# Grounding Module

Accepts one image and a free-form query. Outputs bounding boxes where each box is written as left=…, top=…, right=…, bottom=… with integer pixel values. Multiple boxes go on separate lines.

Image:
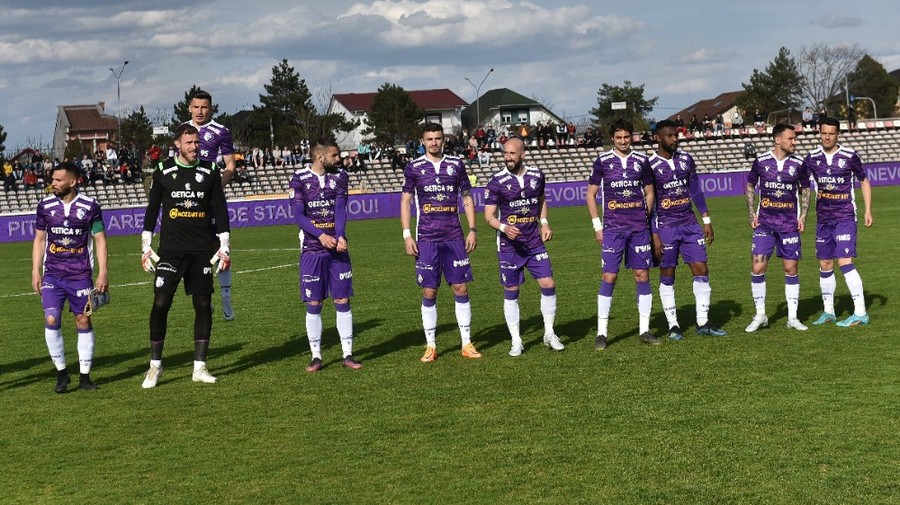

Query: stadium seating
left=3, top=122, right=900, bottom=215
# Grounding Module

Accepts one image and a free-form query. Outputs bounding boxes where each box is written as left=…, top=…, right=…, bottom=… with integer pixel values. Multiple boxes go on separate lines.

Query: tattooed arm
left=798, top=187, right=810, bottom=232
left=746, top=183, right=758, bottom=229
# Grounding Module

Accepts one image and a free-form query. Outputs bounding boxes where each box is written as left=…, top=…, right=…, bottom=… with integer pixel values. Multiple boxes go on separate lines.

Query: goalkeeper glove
left=141, top=231, right=160, bottom=272
left=210, top=232, right=231, bottom=274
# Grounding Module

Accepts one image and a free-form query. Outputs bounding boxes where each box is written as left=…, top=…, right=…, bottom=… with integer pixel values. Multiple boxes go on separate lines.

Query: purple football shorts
left=498, top=248, right=553, bottom=287
left=601, top=229, right=653, bottom=273
left=41, top=275, right=93, bottom=314
left=656, top=223, right=708, bottom=268
left=415, top=240, right=474, bottom=288
left=299, top=250, right=353, bottom=302
left=815, top=221, right=857, bottom=259
left=751, top=227, right=802, bottom=260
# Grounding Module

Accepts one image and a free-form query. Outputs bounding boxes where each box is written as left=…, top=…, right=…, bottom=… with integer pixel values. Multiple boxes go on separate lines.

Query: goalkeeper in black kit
left=139, top=123, right=231, bottom=388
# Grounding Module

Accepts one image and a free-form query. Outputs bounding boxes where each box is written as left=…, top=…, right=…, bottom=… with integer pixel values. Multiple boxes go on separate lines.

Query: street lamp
left=465, top=68, right=494, bottom=128
left=109, top=60, right=129, bottom=146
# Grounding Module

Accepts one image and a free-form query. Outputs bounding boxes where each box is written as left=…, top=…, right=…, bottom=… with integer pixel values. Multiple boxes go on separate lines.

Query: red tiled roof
left=64, top=105, right=118, bottom=133
left=670, top=91, right=744, bottom=122
left=333, top=88, right=468, bottom=113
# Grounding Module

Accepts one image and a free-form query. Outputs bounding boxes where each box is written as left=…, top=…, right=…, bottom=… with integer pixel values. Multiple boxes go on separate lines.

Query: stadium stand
left=2, top=121, right=900, bottom=215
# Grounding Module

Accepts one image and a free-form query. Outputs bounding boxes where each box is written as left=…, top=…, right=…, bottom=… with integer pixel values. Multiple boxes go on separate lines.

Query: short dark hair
left=819, top=116, right=840, bottom=132
left=310, top=137, right=339, bottom=156
left=609, top=119, right=634, bottom=136
left=174, top=123, right=199, bottom=140
left=422, top=122, right=443, bottom=135
left=55, top=161, right=81, bottom=179
left=771, top=123, right=795, bottom=138
left=190, top=89, right=212, bottom=103
left=655, top=119, right=677, bottom=131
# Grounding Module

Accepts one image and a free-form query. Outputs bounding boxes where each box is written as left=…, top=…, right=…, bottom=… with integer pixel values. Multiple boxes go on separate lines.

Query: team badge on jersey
left=76, top=208, right=86, bottom=220
left=447, top=166, right=455, bottom=176
left=530, top=179, right=537, bottom=190
left=196, top=173, right=204, bottom=183
left=329, top=179, right=336, bottom=189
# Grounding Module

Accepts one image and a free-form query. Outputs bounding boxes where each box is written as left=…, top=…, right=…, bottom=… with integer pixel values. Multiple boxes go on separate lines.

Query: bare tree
left=798, top=43, right=865, bottom=114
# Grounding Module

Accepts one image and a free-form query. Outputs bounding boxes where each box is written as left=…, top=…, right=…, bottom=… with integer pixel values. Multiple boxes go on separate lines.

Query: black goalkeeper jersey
left=143, top=157, right=230, bottom=252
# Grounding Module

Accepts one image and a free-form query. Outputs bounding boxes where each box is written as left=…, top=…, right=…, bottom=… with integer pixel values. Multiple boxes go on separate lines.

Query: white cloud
left=661, top=78, right=709, bottom=95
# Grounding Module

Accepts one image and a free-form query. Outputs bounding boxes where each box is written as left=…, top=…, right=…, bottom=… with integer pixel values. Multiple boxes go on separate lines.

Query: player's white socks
left=44, top=327, right=66, bottom=371
left=335, top=302, right=353, bottom=358
left=751, top=274, right=766, bottom=315
left=540, top=287, right=557, bottom=336
left=77, top=328, right=94, bottom=374
left=597, top=281, right=614, bottom=336
left=693, top=275, right=712, bottom=327
left=503, top=290, right=521, bottom=344
left=421, top=297, right=437, bottom=348
left=840, top=264, right=866, bottom=316
left=659, top=276, right=678, bottom=329
left=455, top=295, right=472, bottom=347
left=785, top=275, right=800, bottom=320
left=819, top=269, right=836, bottom=314
left=305, top=304, right=323, bottom=359
left=637, top=281, right=652, bottom=334
left=193, top=360, right=206, bottom=372
left=150, top=359, right=162, bottom=368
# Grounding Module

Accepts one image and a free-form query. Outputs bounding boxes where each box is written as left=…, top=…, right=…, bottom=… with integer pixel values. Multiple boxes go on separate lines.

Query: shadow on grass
left=0, top=343, right=245, bottom=391
left=355, top=322, right=458, bottom=362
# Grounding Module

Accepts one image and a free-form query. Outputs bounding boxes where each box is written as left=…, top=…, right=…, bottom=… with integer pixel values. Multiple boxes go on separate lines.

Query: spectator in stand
left=486, top=126, right=497, bottom=150
left=282, top=145, right=293, bottom=167
left=802, top=107, right=814, bottom=130
left=81, top=155, right=93, bottom=176
left=272, top=146, right=283, bottom=168
left=263, top=147, right=274, bottom=167
left=649, top=118, right=657, bottom=136
left=674, top=115, right=686, bottom=136
left=24, top=168, right=40, bottom=189
left=106, top=144, right=118, bottom=170
left=847, top=107, right=857, bottom=130
left=478, top=147, right=492, bottom=167
left=689, top=115, right=700, bottom=136
left=475, top=125, right=487, bottom=147
left=2, top=159, right=13, bottom=191
left=517, top=123, right=531, bottom=145
left=702, top=114, right=712, bottom=136
left=468, top=134, right=478, bottom=154
left=556, top=121, right=567, bottom=147
left=148, top=144, right=161, bottom=165
left=12, top=160, right=24, bottom=181
left=566, top=122, right=577, bottom=146
left=732, top=110, right=744, bottom=130
left=716, top=114, right=725, bottom=135
left=754, top=109, right=765, bottom=129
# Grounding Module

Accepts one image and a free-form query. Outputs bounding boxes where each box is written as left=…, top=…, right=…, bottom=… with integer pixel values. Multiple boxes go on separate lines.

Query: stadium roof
left=332, top=89, right=468, bottom=113
left=670, top=91, right=744, bottom=121
left=61, top=103, right=118, bottom=133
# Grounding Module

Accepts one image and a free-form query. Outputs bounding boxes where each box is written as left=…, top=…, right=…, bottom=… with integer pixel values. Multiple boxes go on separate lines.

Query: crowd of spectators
left=1, top=145, right=147, bottom=194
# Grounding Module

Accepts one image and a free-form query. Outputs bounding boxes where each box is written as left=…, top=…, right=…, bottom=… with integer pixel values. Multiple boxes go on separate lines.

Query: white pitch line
left=0, top=263, right=296, bottom=299
left=7, top=248, right=298, bottom=262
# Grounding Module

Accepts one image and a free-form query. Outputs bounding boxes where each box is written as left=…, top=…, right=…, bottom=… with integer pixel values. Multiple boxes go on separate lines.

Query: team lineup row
left=31, top=91, right=872, bottom=393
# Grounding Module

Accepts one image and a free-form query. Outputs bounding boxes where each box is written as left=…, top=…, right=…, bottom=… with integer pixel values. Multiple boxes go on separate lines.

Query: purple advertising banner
left=1, top=164, right=897, bottom=243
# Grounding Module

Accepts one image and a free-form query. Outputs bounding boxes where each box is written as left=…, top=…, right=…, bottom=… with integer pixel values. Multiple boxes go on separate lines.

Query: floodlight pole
left=109, top=60, right=129, bottom=147
left=465, top=68, right=494, bottom=128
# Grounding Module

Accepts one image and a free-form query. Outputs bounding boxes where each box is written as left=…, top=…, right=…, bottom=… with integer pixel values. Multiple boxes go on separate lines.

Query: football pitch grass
left=1, top=187, right=898, bottom=504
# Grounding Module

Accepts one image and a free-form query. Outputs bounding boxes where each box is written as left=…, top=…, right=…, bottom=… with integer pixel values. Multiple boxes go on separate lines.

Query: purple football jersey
left=588, top=149, right=653, bottom=232
left=289, top=168, right=349, bottom=254
left=485, top=165, right=546, bottom=253
left=402, top=155, right=472, bottom=242
left=802, top=145, right=866, bottom=222
left=35, top=193, right=104, bottom=280
left=186, top=119, right=235, bottom=163
left=648, top=150, right=707, bottom=228
left=748, top=151, right=809, bottom=232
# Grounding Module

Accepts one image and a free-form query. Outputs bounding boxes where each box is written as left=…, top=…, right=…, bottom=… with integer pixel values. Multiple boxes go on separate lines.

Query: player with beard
left=289, top=138, right=360, bottom=372
left=183, top=89, right=237, bottom=321
left=745, top=124, right=811, bottom=332
left=649, top=120, right=726, bottom=340
left=586, top=119, right=658, bottom=349
left=803, top=117, right=873, bottom=327
left=484, top=137, right=564, bottom=356
left=401, top=122, right=481, bottom=362
left=140, top=123, right=231, bottom=388
left=32, top=162, right=108, bottom=393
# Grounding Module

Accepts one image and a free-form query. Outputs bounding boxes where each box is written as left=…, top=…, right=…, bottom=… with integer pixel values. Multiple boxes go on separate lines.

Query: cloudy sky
left=1, top=0, right=898, bottom=151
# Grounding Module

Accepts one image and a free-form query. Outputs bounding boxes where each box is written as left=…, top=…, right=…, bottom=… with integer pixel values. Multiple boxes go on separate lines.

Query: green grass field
left=1, top=187, right=898, bottom=504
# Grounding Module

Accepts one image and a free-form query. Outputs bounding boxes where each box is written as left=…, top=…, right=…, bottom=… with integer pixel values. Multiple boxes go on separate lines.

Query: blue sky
left=1, top=0, right=898, bottom=151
